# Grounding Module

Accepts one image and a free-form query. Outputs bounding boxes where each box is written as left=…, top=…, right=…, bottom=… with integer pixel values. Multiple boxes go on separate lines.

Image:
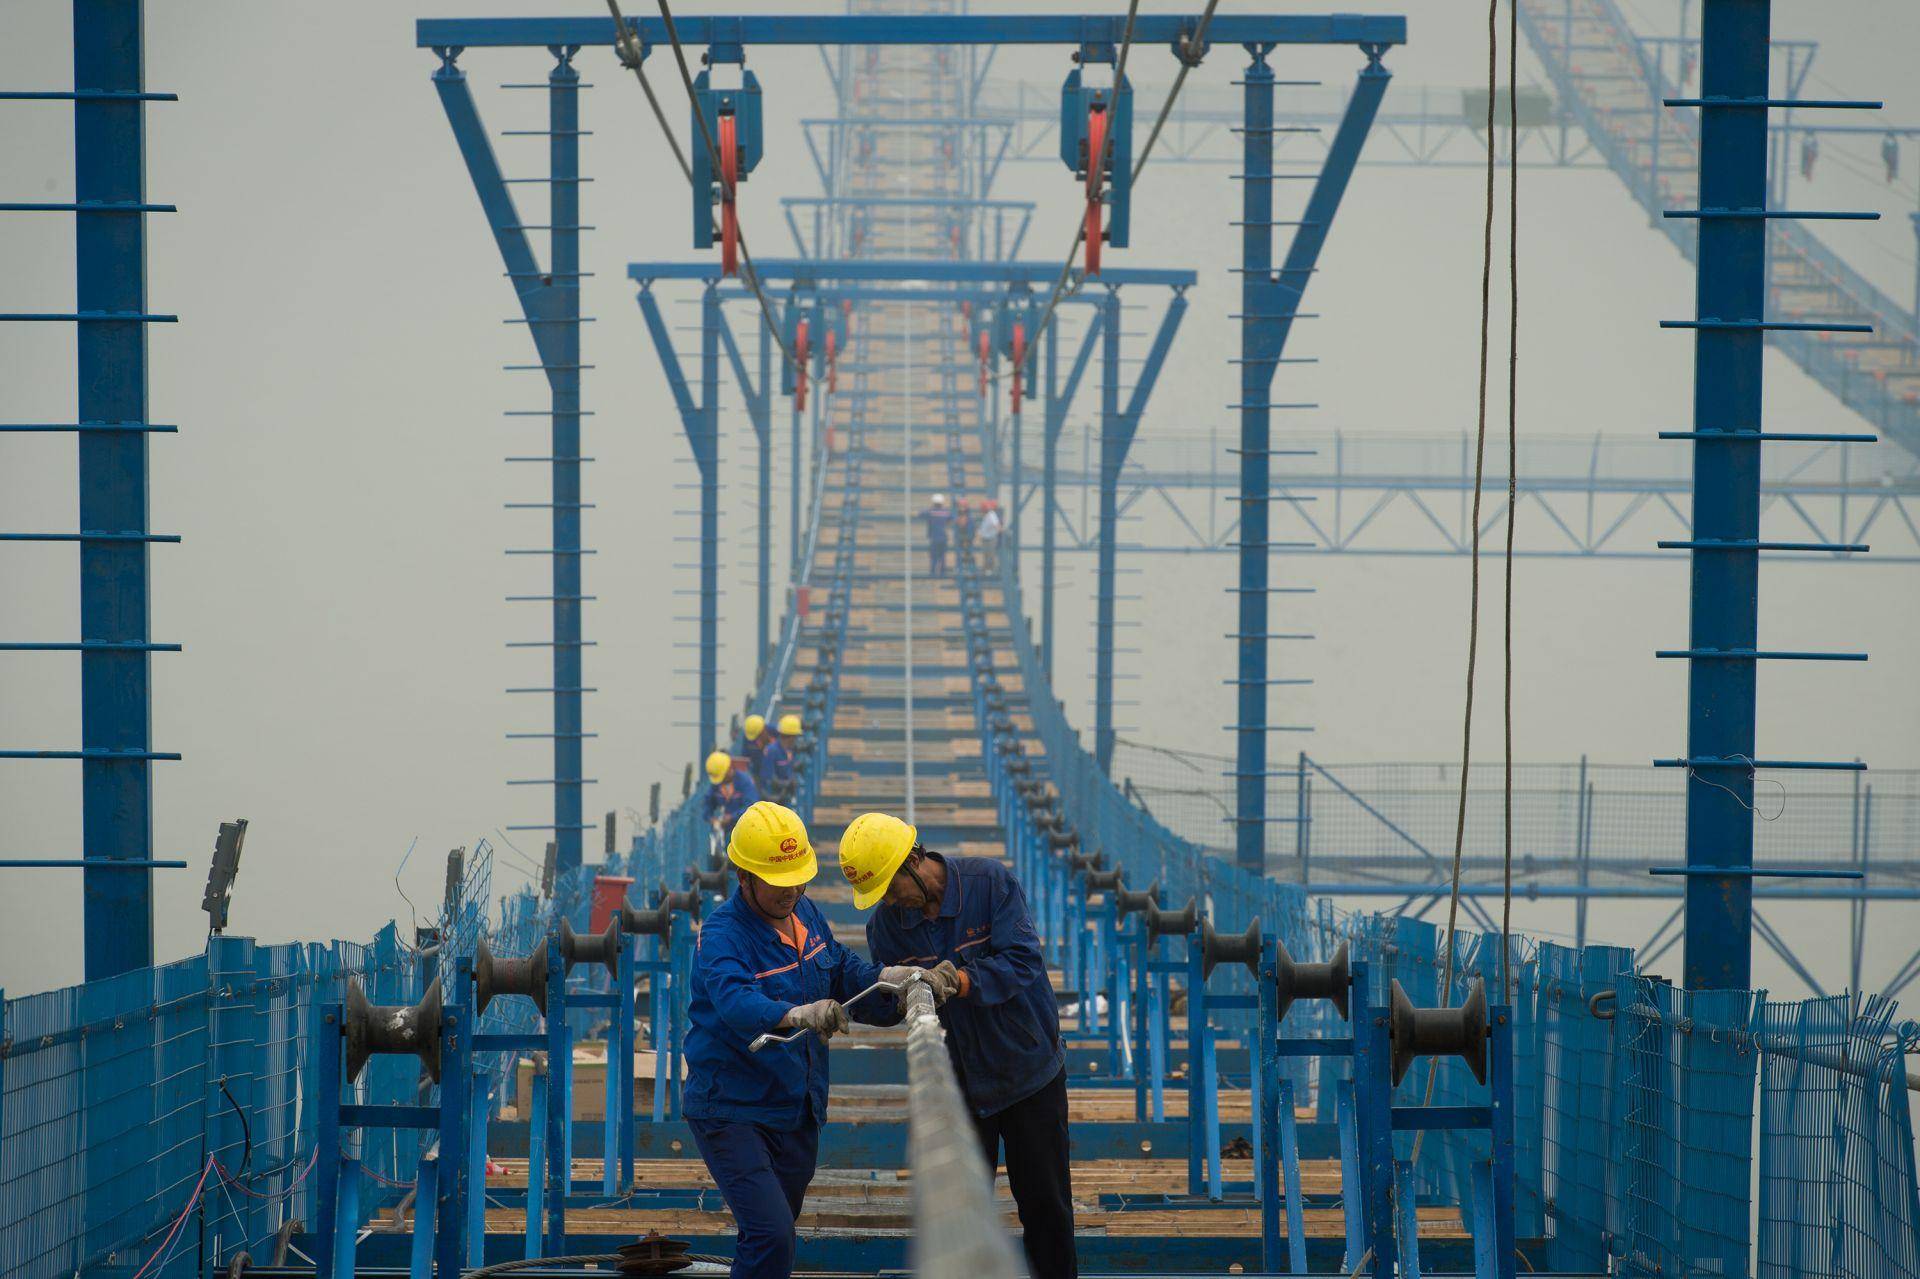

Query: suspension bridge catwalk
left=6, top=3, right=1920, bottom=1279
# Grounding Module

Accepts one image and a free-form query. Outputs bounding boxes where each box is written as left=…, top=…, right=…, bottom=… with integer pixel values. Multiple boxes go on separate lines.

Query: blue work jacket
left=866, top=854, right=1063, bottom=1116
left=755, top=738, right=794, bottom=794
left=684, top=889, right=890, bottom=1128
left=703, top=771, right=759, bottom=833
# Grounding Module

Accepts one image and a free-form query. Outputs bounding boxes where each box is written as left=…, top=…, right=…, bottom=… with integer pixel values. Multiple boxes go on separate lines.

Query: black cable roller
left=1389, top=976, right=1488, bottom=1086
left=1273, top=938, right=1350, bottom=1024
left=559, top=917, right=621, bottom=977
left=474, top=935, right=549, bottom=1015
left=1145, top=896, right=1198, bottom=938
left=1201, top=916, right=1262, bottom=979
left=1084, top=868, right=1125, bottom=893
left=660, top=887, right=702, bottom=919
left=620, top=902, right=671, bottom=938
left=686, top=866, right=729, bottom=893
left=1114, top=881, right=1159, bottom=917
left=343, top=976, right=444, bottom=1084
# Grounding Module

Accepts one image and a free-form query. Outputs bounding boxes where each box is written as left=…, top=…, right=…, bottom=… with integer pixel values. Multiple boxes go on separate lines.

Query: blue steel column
left=785, top=321, right=800, bottom=580
left=1233, top=50, right=1278, bottom=873
left=755, top=317, right=772, bottom=669
left=77, top=0, right=157, bottom=978
left=547, top=49, right=586, bottom=877
left=1094, top=287, right=1122, bottom=771
left=1233, top=45, right=1388, bottom=872
left=1679, top=1, right=1767, bottom=990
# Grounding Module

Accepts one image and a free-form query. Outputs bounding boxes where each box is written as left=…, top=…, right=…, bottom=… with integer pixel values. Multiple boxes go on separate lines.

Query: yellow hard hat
left=727, top=801, right=818, bottom=887
left=838, top=812, right=918, bottom=910
left=778, top=713, right=803, bottom=737
left=744, top=713, right=766, bottom=740
left=705, top=750, right=732, bottom=784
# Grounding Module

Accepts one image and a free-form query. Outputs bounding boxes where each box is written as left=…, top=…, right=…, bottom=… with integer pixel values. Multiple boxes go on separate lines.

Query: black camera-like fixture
left=1389, top=976, right=1489, bottom=1086
left=344, top=976, right=444, bottom=1084
left=473, top=936, right=548, bottom=1016
left=1273, top=938, right=1351, bottom=1024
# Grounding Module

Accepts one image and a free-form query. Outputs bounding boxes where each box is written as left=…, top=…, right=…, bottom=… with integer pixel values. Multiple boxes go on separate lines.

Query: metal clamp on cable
left=747, top=974, right=921, bottom=1053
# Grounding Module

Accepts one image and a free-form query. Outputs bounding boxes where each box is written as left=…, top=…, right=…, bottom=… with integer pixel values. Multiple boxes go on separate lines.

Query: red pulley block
left=826, top=329, right=838, bottom=394
left=1010, top=322, right=1027, bottom=415
left=718, top=113, right=740, bottom=277
left=977, top=330, right=990, bottom=397
left=1083, top=105, right=1107, bottom=277
left=795, top=318, right=810, bottom=412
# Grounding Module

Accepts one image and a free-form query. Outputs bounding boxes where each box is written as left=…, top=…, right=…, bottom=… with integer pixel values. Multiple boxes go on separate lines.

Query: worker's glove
left=927, top=961, right=963, bottom=1003
left=785, top=998, right=850, bottom=1041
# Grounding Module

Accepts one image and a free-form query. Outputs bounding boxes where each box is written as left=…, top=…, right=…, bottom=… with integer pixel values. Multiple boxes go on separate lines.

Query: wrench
left=748, top=973, right=928, bottom=1053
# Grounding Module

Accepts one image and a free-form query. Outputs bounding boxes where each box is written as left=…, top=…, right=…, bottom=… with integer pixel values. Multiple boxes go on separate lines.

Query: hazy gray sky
left=3, top=1, right=1917, bottom=997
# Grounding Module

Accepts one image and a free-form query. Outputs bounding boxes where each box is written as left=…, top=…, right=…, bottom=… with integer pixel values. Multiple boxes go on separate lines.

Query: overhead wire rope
left=604, top=0, right=806, bottom=378
left=1001, top=0, right=1219, bottom=393
left=1500, top=0, right=1518, bottom=1008
left=1410, top=0, right=1509, bottom=1178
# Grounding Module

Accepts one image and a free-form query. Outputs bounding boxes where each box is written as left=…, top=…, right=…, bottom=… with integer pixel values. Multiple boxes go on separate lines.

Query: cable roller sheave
left=473, top=935, right=549, bottom=1015
left=343, top=975, right=445, bottom=1084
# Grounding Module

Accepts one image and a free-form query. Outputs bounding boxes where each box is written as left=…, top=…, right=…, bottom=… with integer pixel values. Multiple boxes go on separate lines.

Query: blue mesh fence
left=1756, top=993, right=1920, bottom=1279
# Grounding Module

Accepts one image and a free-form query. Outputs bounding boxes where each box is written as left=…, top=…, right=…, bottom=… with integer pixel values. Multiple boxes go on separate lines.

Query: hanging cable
left=604, top=0, right=806, bottom=377
left=1022, top=0, right=1143, bottom=350
left=1132, top=0, right=1224, bottom=187
left=1411, top=0, right=1506, bottom=1174
left=1500, top=0, right=1518, bottom=1008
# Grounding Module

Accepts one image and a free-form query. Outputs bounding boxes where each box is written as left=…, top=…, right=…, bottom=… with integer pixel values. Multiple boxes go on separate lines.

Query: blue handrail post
left=75, top=0, right=159, bottom=982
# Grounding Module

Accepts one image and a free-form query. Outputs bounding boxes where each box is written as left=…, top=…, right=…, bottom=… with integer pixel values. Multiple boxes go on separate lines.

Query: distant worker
left=705, top=749, right=759, bottom=840
left=837, top=812, right=1077, bottom=1279
left=686, top=802, right=957, bottom=1279
left=742, top=713, right=772, bottom=784
left=976, top=500, right=1003, bottom=572
left=756, top=714, right=796, bottom=802
left=924, top=493, right=952, bottom=578
left=764, top=713, right=805, bottom=802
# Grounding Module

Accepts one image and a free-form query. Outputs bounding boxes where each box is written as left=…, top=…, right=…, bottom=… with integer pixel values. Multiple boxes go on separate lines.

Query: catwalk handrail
left=901, top=979, right=1023, bottom=1279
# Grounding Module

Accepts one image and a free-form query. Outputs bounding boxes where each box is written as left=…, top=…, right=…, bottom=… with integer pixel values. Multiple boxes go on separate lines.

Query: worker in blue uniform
left=754, top=713, right=799, bottom=802
left=741, top=713, right=771, bottom=778
left=837, top=811, right=1077, bottom=1279
left=704, top=750, right=759, bottom=840
left=686, top=801, right=956, bottom=1279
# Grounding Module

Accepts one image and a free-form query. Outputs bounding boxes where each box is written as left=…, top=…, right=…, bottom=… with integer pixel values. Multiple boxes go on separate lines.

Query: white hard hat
left=932, top=494, right=947, bottom=506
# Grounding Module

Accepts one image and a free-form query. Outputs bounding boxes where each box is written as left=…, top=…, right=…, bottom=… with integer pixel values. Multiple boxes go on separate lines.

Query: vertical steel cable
left=1501, top=0, right=1518, bottom=1006
left=902, top=981, right=1022, bottom=1279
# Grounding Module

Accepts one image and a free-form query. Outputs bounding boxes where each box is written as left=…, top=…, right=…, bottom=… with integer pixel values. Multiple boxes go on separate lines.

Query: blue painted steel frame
left=1234, top=44, right=1390, bottom=871
left=1674, top=0, right=1875, bottom=988
left=418, top=15, right=1407, bottom=52
left=432, top=46, right=594, bottom=876
left=1042, top=309, right=1103, bottom=681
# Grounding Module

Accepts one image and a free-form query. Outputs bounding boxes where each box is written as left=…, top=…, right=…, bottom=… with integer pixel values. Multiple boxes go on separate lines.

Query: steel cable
left=901, top=980, right=1022, bottom=1279
left=605, top=0, right=807, bottom=377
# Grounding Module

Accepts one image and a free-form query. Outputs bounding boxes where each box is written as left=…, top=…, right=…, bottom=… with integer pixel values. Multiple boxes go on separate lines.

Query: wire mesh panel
left=1537, top=941, right=1635, bottom=1271
left=1756, top=993, right=1920, bottom=1279
left=1619, top=978, right=1762, bottom=1278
